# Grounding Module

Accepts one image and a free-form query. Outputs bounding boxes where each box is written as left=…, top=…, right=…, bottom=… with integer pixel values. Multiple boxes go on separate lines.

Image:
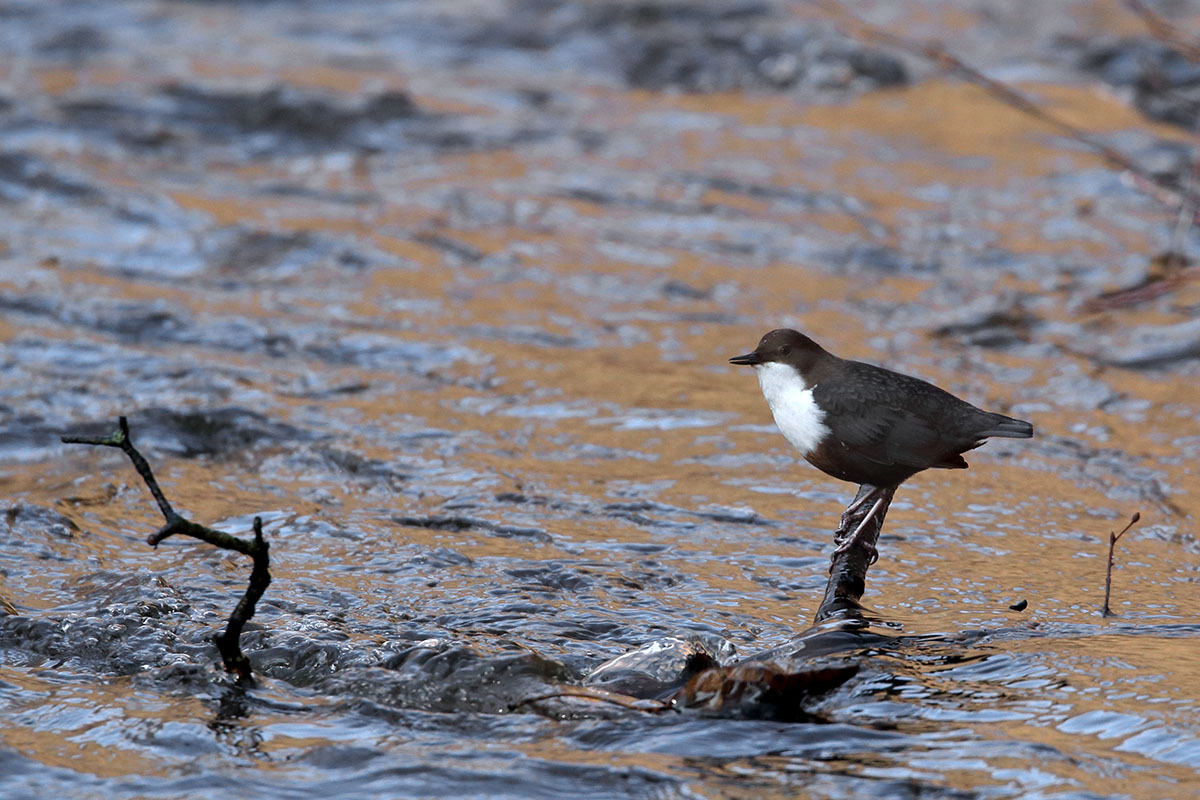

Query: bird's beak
left=729, top=351, right=760, bottom=366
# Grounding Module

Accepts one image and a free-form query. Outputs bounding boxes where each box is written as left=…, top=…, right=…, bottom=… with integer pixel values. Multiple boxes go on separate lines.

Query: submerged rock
left=1085, top=318, right=1200, bottom=369
left=585, top=634, right=735, bottom=697
left=1071, top=35, right=1200, bottom=131
left=455, top=0, right=907, bottom=95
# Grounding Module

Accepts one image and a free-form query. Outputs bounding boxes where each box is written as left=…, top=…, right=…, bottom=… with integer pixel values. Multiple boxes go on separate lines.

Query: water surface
left=2, top=1, right=1198, bottom=798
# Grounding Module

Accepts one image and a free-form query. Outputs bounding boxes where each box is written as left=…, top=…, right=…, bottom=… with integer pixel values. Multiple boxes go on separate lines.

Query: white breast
left=755, top=361, right=830, bottom=456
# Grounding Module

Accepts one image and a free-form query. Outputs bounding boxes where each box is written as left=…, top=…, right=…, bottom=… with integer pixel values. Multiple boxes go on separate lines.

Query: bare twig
left=62, top=416, right=271, bottom=682
left=1102, top=512, right=1142, bottom=617
left=1081, top=261, right=1200, bottom=311
left=1125, top=0, right=1200, bottom=62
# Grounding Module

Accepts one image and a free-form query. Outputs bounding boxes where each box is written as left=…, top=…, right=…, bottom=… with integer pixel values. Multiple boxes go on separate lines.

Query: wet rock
left=681, top=172, right=860, bottom=214
left=585, top=634, right=736, bottom=698
left=161, top=84, right=419, bottom=143
left=672, top=658, right=859, bottom=720
left=1037, top=367, right=1117, bottom=411
left=304, top=333, right=486, bottom=372
left=252, top=637, right=359, bottom=686
left=599, top=498, right=773, bottom=530
left=298, top=745, right=382, bottom=769
left=286, top=446, right=411, bottom=488
left=394, top=514, right=552, bottom=543
left=58, top=85, right=420, bottom=153
left=660, top=279, right=710, bottom=300
left=39, top=24, right=108, bottom=59
left=1071, top=36, right=1200, bottom=131
left=5, top=503, right=79, bottom=540
left=0, top=571, right=206, bottom=676
left=1084, top=318, right=1200, bottom=369
left=409, top=547, right=474, bottom=569
left=505, top=563, right=591, bottom=592
left=742, top=619, right=892, bottom=664
left=209, top=228, right=314, bottom=275
left=827, top=243, right=937, bottom=275
left=463, top=0, right=906, bottom=95
left=622, top=20, right=906, bottom=93
left=0, top=151, right=100, bottom=202
left=63, top=407, right=314, bottom=459
left=456, top=324, right=594, bottom=349
left=1129, top=138, right=1199, bottom=189
left=691, top=504, right=774, bottom=526
left=2, top=288, right=477, bottom=374
left=582, top=630, right=867, bottom=720
left=324, top=644, right=573, bottom=714
left=931, top=294, right=1035, bottom=348
left=87, top=302, right=185, bottom=342
left=204, top=225, right=384, bottom=278
left=0, top=293, right=191, bottom=344
left=0, top=412, right=82, bottom=463
left=56, top=81, right=559, bottom=155
left=0, top=503, right=78, bottom=574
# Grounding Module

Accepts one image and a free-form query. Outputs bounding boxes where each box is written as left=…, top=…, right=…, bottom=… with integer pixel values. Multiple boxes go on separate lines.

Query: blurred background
left=1, top=1, right=1198, bottom=798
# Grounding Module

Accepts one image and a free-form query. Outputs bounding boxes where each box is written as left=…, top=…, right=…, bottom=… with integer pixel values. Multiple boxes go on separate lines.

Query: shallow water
left=2, top=1, right=1199, bottom=798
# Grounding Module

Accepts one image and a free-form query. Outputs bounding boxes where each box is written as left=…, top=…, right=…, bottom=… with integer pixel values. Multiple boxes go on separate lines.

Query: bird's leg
left=839, top=485, right=879, bottom=523
left=832, top=494, right=887, bottom=559
left=835, top=484, right=881, bottom=548
left=831, top=484, right=896, bottom=566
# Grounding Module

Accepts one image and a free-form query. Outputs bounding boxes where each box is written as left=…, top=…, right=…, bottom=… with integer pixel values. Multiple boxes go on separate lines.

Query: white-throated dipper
left=730, top=329, right=1033, bottom=559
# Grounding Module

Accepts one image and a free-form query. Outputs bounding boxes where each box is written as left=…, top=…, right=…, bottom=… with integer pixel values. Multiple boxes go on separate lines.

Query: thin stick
left=62, top=416, right=271, bottom=682
left=1102, top=512, right=1142, bottom=617
left=1125, top=0, right=1200, bottom=62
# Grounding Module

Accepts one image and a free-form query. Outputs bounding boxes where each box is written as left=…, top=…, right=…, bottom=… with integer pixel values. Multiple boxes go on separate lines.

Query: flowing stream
left=1, top=2, right=1198, bottom=798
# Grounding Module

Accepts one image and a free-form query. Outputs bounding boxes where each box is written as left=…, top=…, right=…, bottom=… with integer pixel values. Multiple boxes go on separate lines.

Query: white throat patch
left=754, top=361, right=830, bottom=457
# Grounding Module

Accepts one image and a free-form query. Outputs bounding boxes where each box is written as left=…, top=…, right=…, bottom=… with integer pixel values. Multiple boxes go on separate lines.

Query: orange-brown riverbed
left=2, top=1, right=1198, bottom=797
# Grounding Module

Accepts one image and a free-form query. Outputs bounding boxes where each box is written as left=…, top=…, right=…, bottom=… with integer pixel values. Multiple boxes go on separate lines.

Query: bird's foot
left=830, top=490, right=889, bottom=566
left=831, top=534, right=878, bottom=564
left=840, top=486, right=880, bottom=520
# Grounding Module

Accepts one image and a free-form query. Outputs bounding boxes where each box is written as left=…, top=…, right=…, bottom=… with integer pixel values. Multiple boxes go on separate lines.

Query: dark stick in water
left=62, top=416, right=271, bottom=683
left=814, top=484, right=895, bottom=624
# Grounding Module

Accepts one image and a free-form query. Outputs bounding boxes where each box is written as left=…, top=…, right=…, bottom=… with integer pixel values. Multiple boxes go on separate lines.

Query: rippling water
left=2, top=1, right=1199, bottom=798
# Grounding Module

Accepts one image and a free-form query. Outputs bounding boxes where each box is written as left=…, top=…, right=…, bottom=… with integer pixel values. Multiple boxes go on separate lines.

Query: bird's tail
left=980, top=413, right=1034, bottom=439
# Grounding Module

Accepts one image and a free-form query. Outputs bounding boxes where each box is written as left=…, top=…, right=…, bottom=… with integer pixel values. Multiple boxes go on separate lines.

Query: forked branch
left=62, top=416, right=271, bottom=682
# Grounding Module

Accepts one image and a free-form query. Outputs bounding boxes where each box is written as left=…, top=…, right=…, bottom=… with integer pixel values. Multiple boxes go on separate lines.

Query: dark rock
left=0, top=151, right=100, bottom=202
left=456, top=0, right=906, bottom=95
left=39, top=25, right=108, bottom=59
left=62, top=407, right=314, bottom=459
left=394, top=514, right=552, bottom=542
left=59, top=85, right=423, bottom=153
left=1089, top=319, right=1200, bottom=369
left=1072, top=36, right=1200, bottom=131
left=585, top=634, right=736, bottom=698
left=672, top=658, right=860, bottom=720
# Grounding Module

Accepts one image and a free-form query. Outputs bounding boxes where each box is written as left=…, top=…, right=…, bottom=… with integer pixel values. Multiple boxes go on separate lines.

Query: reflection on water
left=2, top=0, right=1199, bottom=797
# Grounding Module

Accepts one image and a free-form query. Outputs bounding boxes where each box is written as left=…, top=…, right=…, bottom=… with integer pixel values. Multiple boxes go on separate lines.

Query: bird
left=730, top=328, right=1033, bottom=560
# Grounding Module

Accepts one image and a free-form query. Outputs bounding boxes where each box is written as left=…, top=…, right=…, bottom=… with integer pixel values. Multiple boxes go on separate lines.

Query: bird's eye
left=779, top=345, right=791, bottom=356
